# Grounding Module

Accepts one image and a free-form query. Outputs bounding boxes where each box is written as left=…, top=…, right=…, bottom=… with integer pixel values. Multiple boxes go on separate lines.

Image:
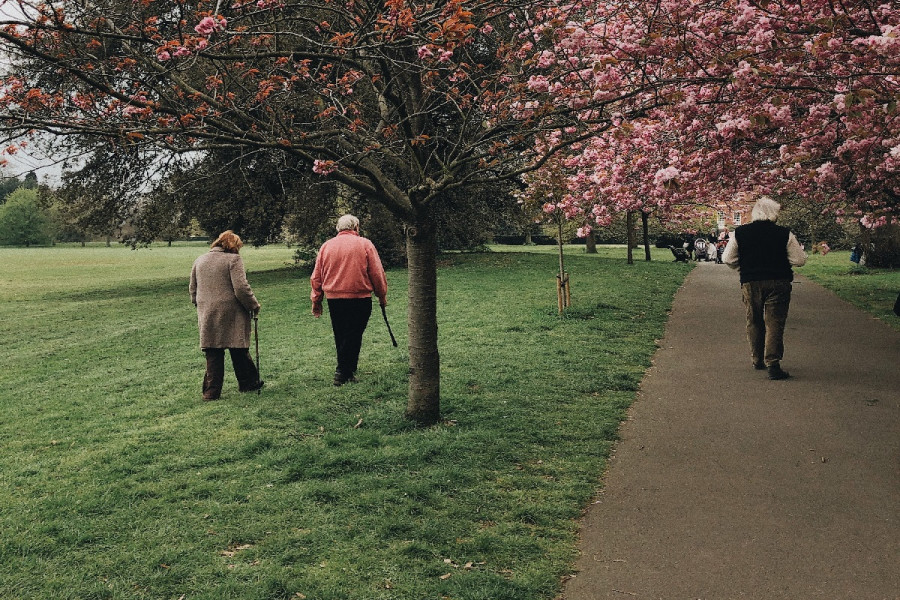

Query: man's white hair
left=751, top=196, right=781, bottom=222
left=336, top=214, right=359, bottom=232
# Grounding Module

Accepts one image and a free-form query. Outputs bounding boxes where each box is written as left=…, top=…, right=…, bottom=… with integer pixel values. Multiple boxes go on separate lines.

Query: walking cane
left=253, top=310, right=261, bottom=395
left=381, top=304, right=398, bottom=347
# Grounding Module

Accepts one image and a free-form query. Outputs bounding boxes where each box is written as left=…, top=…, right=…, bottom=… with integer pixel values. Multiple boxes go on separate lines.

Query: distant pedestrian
left=310, top=215, right=388, bottom=386
left=716, top=228, right=730, bottom=264
left=722, top=197, right=807, bottom=380
left=190, top=230, right=263, bottom=400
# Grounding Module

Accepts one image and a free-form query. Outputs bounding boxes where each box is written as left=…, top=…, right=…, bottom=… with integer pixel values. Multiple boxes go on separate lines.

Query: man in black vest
left=722, top=197, right=807, bottom=380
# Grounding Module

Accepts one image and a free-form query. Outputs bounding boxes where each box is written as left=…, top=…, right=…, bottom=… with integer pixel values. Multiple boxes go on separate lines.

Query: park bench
left=669, top=246, right=690, bottom=262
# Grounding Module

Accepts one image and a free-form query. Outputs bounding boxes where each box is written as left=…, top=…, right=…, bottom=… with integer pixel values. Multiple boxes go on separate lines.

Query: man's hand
left=312, top=301, right=323, bottom=318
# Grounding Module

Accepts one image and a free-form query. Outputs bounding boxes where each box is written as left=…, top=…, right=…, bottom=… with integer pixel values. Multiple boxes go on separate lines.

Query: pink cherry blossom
left=526, top=75, right=550, bottom=93
left=194, top=16, right=226, bottom=37
left=312, top=159, right=337, bottom=175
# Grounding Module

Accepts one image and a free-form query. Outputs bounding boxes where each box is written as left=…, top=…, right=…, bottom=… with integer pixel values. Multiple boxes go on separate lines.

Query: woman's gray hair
left=336, top=214, right=360, bottom=232
left=751, top=196, right=781, bottom=222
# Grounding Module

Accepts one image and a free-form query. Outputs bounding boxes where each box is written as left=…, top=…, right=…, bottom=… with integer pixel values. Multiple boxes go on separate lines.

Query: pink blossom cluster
left=416, top=45, right=454, bottom=63
left=194, top=16, right=227, bottom=37
left=312, top=159, right=337, bottom=175
left=157, top=39, right=208, bottom=62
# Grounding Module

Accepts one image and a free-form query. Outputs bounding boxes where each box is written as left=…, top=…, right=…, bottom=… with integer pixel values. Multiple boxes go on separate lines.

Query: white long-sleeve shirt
left=722, top=229, right=807, bottom=271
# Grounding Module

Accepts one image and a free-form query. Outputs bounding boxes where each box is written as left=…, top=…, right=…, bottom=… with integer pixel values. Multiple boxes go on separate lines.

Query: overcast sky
left=1, top=149, right=64, bottom=184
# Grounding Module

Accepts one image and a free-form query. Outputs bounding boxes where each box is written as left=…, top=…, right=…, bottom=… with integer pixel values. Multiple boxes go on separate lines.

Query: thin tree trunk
left=626, top=211, right=635, bottom=264
left=585, top=229, right=597, bottom=254
left=557, top=218, right=566, bottom=281
left=405, top=217, right=440, bottom=425
left=642, top=211, right=651, bottom=261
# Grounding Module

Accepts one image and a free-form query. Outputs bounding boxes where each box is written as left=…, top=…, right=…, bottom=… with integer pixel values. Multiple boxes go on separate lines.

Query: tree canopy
left=516, top=2, right=898, bottom=238
left=0, top=186, right=51, bottom=245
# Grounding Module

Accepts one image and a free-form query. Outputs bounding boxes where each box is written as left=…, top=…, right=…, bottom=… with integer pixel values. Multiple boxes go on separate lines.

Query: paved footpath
left=562, top=262, right=900, bottom=600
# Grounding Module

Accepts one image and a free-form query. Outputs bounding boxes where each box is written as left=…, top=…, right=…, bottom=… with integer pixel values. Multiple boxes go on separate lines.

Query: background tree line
left=1, top=158, right=869, bottom=260
left=0, top=155, right=534, bottom=258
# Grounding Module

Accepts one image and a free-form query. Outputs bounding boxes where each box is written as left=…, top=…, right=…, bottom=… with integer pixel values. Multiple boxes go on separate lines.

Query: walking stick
left=381, top=304, right=398, bottom=347
left=253, top=310, right=261, bottom=395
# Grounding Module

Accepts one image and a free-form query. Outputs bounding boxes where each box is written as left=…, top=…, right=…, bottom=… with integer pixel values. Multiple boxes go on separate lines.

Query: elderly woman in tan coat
left=190, top=231, right=263, bottom=400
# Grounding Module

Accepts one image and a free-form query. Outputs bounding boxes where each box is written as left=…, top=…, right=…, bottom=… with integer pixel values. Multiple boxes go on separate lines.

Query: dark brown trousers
left=202, top=348, right=260, bottom=400
left=741, top=279, right=792, bottom=367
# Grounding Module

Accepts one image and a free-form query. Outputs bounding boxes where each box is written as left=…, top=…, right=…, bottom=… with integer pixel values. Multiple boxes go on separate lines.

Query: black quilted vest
left=734, top=220, right=793, bottom=284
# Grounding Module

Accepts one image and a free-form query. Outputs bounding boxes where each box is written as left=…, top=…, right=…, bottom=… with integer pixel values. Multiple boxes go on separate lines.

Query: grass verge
left=799, top=251, right=900, bottom=331
left=0, top=243, right=690, bottom=600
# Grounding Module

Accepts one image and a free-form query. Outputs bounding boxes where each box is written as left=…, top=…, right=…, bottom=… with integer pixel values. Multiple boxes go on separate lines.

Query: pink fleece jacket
left=310, top=230, right=388, bottom=304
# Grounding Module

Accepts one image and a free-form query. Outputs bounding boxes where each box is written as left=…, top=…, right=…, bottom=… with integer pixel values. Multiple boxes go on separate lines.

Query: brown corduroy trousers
left=741, top=279, right=792, bottom=367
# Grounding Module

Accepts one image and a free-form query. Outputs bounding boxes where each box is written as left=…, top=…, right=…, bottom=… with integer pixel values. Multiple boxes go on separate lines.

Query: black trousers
left=327, top=297, right=372, bottom=379
left=202, top=348, right=260, bottom=399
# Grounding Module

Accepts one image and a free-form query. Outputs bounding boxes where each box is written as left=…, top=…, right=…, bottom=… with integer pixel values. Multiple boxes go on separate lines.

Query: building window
left=717, top=211, right=726, bottom=227
left=733, top=212, right=742, bottom=225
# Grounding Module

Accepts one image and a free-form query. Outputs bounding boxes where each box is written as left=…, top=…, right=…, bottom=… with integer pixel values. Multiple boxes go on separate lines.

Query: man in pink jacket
left=310, top=214, right=389, bottom=385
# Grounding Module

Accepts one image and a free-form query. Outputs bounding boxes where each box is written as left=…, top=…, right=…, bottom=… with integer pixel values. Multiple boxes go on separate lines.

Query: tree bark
left=585, top=229, right=597, bottom=254
left=626, top=211, right=635, bottom=264
left=404, top=217, right=440, bottom=425
left=642, top=211, right=651, bottom=261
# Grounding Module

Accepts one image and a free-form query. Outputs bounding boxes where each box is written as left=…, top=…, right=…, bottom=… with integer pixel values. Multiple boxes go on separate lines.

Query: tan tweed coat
left=189, top=248, right=260, bottom=349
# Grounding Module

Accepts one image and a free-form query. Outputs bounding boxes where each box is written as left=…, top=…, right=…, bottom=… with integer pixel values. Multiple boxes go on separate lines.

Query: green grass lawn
left=0, top=241, right=895, bottom=599
left=0, top=242, right=691, bottom=600
left=799, top=250, right=900, bottom=331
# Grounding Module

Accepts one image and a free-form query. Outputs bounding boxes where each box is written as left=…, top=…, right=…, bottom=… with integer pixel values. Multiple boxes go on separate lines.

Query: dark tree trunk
left=404, top=216, right=440, bottom=425
left=642, top=211, right=651, bottom=261
left=626, top=211, right=635, bottom=265
left=585, top=229, right=597, bottom=254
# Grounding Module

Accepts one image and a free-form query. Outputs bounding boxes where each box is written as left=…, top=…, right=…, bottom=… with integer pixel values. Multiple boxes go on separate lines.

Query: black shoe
left=767, top=365, right=791, bottom=380
left=333, top=372, right=358, bottom=386
left=753, top=361, right=766, bottom=370
left=241, top=380, right=264, bottom=393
